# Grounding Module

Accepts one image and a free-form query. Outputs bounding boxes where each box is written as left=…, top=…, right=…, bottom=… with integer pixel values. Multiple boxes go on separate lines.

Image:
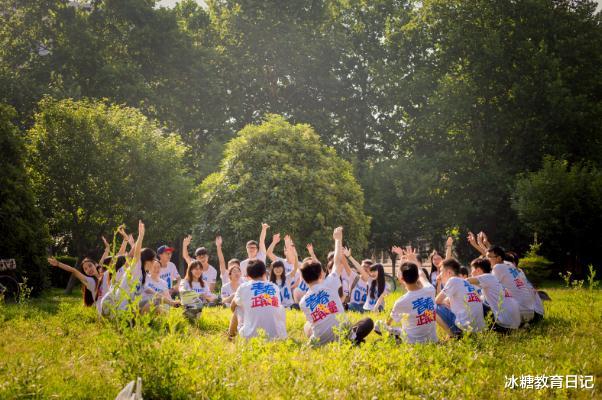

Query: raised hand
left=446, top=236, right=453, bottom=248
left=306, top=243, right=314, bottom=253
left=138, top=220, right=145, bottom=236
left=272, top=233, right=281, bottom=245
left=343, top=247, right=351, bottom=258
left=333, top=226, right=343, bottom=241
left=215, top=235, right=223, bottom=248
left=467, top=231, right=477, bottom=244
left=117, top=224, right=127, bottom=238
left=391, top=246, right=403, bottom=256
left=47, top=257, right=59, bottom=267
left=261, top=223, right=270, bottom=231
left=183, top=235, right=192, bottom=247
left=102, top=236, right=110, bottom=249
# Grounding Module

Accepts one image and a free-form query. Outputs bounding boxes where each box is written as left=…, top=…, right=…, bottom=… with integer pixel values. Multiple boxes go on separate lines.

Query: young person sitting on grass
left=229, top=259, right=287, bottom=340
left=375, top=247, right=438, bottom=344
left=156, top=244, right=181, bottom=297
left=465, top=258, right=521, bottom=333
left=140, top=259, right=181, bottom=313
left=269, top=235, right=300, bottom=310
left=239, top=223, right=270, bottom=278
left=182, top=235, right=218, bottom=293
left=220, top=261, right=242, bottom=307
left=299, top=227, right=374, bottom=346
left=435, top=258, right=485, bottom=338
left=48, top=255, right=110, bottom=315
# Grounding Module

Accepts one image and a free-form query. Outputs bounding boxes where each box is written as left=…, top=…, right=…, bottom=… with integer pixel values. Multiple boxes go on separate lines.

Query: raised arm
left=48, top=257, right=89, bottom=287
left=132, top=220, right=145, bottom=262
left=99, top=236, right=111, bottom=265
left=445, top=237, right=453, bottom=260
left=306, top=243, right=320, bottom=263
left=342, top=247, right=354, bottom=276
left=182, top=235, right=194, bottom=266
left=215, top=236, right=226, bottom=278
left=467, top=232, right=486, bottom=256
left=332, top=227, right=344, bottom=276
left=266, top=233, right=281, bottom=262
left=259, top=223, right=269, bottom=255
left=116, top=225, right=129, bottom=256
left=285, top=235, right=299, bottom=278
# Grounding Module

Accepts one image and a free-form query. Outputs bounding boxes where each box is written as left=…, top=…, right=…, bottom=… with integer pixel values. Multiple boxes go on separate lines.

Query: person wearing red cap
left=157, top=245, right=181, bottom=296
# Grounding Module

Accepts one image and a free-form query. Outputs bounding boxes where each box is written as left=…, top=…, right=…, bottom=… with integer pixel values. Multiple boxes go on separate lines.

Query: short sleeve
left=84, top=276, right=96, bottom=294
left=170, top=264, right=181, bottom=280
left=442, top=278, right=457, bottom=298
left=390, top=296, right=408, bottom=323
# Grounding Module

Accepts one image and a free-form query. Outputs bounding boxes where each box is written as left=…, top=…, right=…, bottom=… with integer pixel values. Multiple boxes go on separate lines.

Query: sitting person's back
left=232, top=259, right=287, bottom=340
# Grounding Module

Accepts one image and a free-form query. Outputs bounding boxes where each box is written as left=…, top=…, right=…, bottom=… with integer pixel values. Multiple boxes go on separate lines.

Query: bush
left=518, top=241, right=553, bottom=286
left=195, top=115, right=370, bottom=258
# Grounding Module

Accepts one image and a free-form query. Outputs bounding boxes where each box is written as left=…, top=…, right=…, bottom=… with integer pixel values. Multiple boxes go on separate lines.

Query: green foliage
left=0, top=104, right=50, bottom=294
left=0, top=287, right=601, bottom=399
left=518, top=240, right=553, bottom=286
left=26, top=97, right=195, bottom=256
left=196, top=115, right=370, bottom=259
left=513, top=157, right=602, bottom=270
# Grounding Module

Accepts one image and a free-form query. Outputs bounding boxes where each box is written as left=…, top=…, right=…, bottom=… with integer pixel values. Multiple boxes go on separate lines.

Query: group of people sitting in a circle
left=48, top=221, right=544, bottom=345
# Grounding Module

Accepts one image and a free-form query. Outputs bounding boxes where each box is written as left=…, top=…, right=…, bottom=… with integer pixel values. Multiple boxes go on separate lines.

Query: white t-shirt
left=180, top=279, right=210, bottom=296
left=442, top=277, right=485, bottom=332
left=159, top=261, right=180, bottom=289
left=142, top=276, right=169, bottom=302
left=275, top=257, right=296, bottom=275
left=492, top=263, right=534, bottom=321
left=348, top=271, right=368, bottom=305
left=299, top=271, right=346, bottom=345
left=233, top=280, right=287, bottom=340
left=363, top=279, right=389, bottom=311
left=83, top=271, right=111, bottom=314
left=240, top=251, right=267, bottom=277
left=390, top=283, right=438, bottom=343
left=220, top=281, right=241, bottom=306
left=273, top=272, right=295, bottom=307
left=293, top=271, right=310, bottom=296
left=221, top=268, right=230, bottom=285
left=202, top=264, right=218, bottom=286
left=474, top=274, right=521, bottom=329
left=101, top=261, right=144, bottom=312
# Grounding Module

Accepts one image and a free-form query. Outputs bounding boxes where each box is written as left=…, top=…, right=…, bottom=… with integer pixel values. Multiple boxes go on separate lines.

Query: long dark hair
left=185, top=260, right=205, bottom=287
left=269, top=260, right=286, bottom=286
left=369, top=263, right=385, bottom=300
left=140, top=248, right=156, bottom=286
left=80, top=257, right=99, bottom=306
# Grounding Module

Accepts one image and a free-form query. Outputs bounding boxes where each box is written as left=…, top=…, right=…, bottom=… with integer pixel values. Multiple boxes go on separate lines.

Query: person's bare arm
left=306, top=243, right=320, bottom=263
left=48, top=257, right=89, bottom=286
left=182, top=235, right=194, bottom=266
left=99, top=236, right=111, bottom=265
left=259, top=223, right=270, bottom=255
left=332, top=227, right=344, bottom=276
left=467, top=232, right=486, bottom=256
left=445, top=237, right=453, bottom=260
left=216, top=236, right=227, bottom=280
left=267, top=233, right=281, bottom=262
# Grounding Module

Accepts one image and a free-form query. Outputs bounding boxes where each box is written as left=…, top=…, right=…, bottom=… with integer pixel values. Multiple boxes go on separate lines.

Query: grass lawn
left=0, top=285, right=600, bottom=399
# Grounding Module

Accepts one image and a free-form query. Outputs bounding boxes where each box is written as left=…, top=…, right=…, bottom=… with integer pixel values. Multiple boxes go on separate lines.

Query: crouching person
left=299, top=227, right=373, bottom=346
left=229, top=259, right=287, bottom=340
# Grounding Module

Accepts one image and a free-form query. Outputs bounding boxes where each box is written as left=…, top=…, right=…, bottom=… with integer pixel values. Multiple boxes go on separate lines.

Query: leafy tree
left=195, top=115, right=370, bottom=259
left=26, top=97, right=195, bottom=257
left=513, top=157, right=602, bottom=273
left=0, top=104, right=50, bottom=294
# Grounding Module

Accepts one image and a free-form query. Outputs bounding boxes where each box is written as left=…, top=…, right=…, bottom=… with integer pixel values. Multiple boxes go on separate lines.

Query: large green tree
left=195, top=115, right=370, bottom=259
left=27, top=97, right=195, bottom=256
left=0, top=104, right=50, bottom=294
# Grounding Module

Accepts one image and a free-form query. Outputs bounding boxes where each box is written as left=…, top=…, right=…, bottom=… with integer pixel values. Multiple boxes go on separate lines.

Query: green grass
left=0, top=286, right=600, bottom=399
